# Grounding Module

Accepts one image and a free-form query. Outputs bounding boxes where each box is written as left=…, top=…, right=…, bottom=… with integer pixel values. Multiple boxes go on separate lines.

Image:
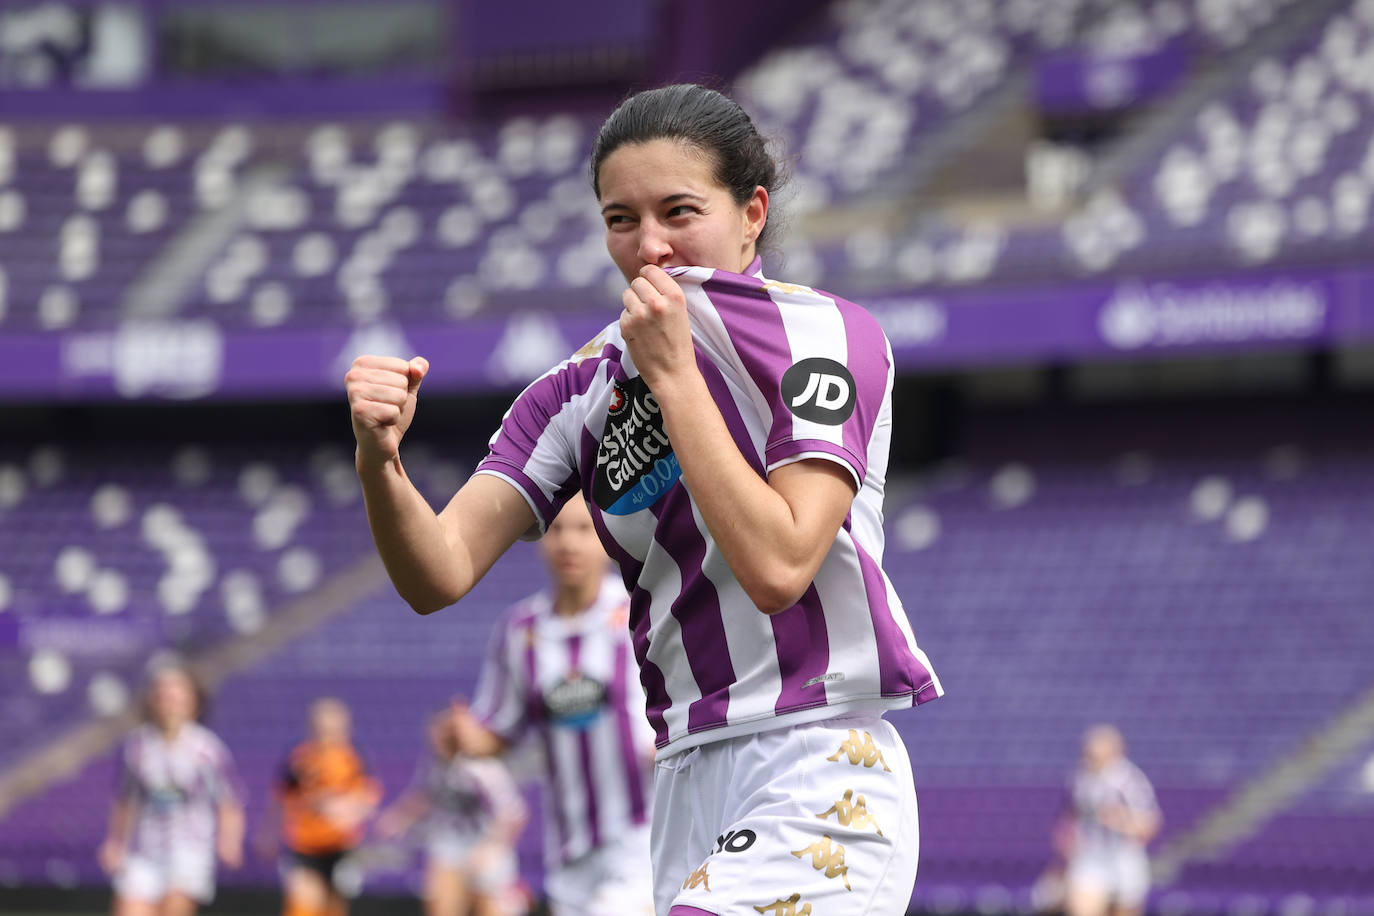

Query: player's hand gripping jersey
left=475, top=264, right=942, bottom=756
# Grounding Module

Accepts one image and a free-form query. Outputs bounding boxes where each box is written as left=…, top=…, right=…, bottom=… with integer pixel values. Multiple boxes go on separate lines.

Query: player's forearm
left=457, top=722, right=508, bottom=758
left=357, top=454, right=469, bottom=614
left=218, top=801, right=245, bottom=848
left=1129, top=810, right=1161, bottom=842
left=105, top=800, right=133, bottom=844
left=652, top=371, right=827, bottom=614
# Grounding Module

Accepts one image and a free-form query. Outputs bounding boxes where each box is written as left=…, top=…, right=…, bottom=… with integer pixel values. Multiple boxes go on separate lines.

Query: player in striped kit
left=1058, top=725, right=1161, bottom=916
left=347, top=84, right=943, bottom=915
left=375, top=706, right=528, bottom=916
left=99, top=663, right=244, bottom=916
left=452, top=497, right=657, bottom=916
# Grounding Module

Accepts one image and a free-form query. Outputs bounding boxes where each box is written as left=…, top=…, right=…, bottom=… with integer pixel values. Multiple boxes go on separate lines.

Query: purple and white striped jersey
left=470, top=574, right=654, bottom=866
left=1069, top=758, right=1159, bottom=854
left=474, top=263, right=943, bottom=756
left=410, top=752, right=525, bottom=840
left=117, top=722, right=241, bottom=857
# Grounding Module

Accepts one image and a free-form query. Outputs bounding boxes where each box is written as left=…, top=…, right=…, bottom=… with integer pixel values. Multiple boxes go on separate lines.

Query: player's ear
left=743, top=185, right=769, bottom=244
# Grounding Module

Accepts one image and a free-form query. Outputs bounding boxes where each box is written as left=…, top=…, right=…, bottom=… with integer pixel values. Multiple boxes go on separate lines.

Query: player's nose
left=637, top=224, right=673, bottom=268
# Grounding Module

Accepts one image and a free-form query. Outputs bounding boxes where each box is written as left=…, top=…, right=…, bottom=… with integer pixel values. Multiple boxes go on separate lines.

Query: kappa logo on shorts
left=682, top=862, right=711, bottom=892
left=816, top=789, right=884, bottom=836
left=781, top=358, right=856, bottom=425
left=791, top=835, right=851, bottom=890
left=754, top=893, right=813, bottom=916
left=713, top=828, right=757, bottom=854
left=826, top=729, right=892, bottom=772
left=593, top=376, right=681, bottom=516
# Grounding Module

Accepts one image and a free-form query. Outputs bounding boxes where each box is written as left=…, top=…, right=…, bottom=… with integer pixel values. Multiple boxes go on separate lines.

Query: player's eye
left=666, top=205, right=696, bottom=218
left=605, top=213, right=634, bottom=228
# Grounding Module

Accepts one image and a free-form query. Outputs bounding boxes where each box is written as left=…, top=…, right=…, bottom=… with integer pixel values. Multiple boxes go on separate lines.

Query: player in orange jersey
left=273, top=698, right=382, bottom=916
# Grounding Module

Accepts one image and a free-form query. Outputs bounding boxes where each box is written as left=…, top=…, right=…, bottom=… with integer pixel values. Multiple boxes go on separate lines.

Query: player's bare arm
left=216, top=799, right=245, bottom=869
left=347, top=355, right=535, bottom=614
left=449, top=701, right=508, bottom=758
left=98, top=799, right=133, bottom=874
left=621, top=264, right=856, bottom=615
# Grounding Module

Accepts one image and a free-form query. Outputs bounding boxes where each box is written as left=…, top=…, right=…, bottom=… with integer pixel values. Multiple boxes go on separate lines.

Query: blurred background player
left=374, top=704, right=527, bottom=916
left=98, top=662, right=244, bottom=916
left=451, top=498, right=656, bottom=916
left=273, top=697, right=382, bottom=916
left=1056, top=725, right=1162, bottom=916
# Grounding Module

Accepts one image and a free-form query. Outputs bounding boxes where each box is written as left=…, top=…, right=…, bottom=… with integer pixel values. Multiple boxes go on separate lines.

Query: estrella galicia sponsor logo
left=542, top=673, right=607, bottom=731
left=781, top=358, right=856, bottom=425
left=593, top=376, right=681, bottom=516
left=714, top=828, right=757, bottom=854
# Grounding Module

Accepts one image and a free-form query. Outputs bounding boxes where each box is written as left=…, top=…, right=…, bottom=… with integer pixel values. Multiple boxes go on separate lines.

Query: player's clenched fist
left=619, top=264, right=694, bottom=391
left=346, top=354, right=428, bottom=469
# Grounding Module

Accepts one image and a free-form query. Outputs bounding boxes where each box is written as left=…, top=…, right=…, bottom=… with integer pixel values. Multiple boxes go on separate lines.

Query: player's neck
left=552, top=578, right=599, bottom=617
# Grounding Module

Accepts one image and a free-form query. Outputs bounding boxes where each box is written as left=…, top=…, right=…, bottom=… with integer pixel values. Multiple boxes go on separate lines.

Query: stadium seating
left=0, top=437, right=477, bottom=767
left=5, top=0, right=1364, bottom=334
left=3, top=406, right=1372, bottom=912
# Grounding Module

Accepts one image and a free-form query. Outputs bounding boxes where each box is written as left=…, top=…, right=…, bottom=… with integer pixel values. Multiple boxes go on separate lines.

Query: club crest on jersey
left=781, top=358, right=856, bottom=425
left=593, top=376, right=681, bottom=516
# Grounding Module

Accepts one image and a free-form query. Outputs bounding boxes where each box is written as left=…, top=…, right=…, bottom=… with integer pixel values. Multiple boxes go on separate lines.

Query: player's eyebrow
left=600, top=193, right=706, bottom=215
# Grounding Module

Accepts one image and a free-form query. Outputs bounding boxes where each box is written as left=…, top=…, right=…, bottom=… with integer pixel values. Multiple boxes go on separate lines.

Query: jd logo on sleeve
left=781, top=358, right=857, bottom=425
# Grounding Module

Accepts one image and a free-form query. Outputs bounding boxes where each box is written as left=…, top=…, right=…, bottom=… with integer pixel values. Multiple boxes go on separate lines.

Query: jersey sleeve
left=203, top=731, right=245, bottom=804
left=115, top=736, right=141, bottom=802
left=683, top=270, right=892, bottom=490
left=1123, top=763, right=1160, bottom=814
left=469, top=611, right=532, bottom=745
left=473, top=331, right=614, bottom=536
left=467, top=758, right=527, bottom=828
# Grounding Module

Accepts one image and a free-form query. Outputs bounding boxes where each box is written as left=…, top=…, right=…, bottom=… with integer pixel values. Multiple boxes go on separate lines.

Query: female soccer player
left=1057, top=725, right=1161, bottom=916
left=374, top=706, right=527, bottom=916
left=274, top=697, right=382, bottom=916
left=347, top=83, right=943, bottom=915
left=99, top=663, right=244, bottom=916
left=451, top=497, right=657, bottom=916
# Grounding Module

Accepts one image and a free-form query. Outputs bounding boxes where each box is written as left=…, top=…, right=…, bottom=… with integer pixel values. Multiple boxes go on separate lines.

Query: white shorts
left=115, top=849, right=215, bottom=905
left=426, top=829, right=518, bottom=893
left=652, top=714, right=919, bottom=916
left=544, top=821, right=656, bottom=916
left=1067, top=846, right=1151, bottom=907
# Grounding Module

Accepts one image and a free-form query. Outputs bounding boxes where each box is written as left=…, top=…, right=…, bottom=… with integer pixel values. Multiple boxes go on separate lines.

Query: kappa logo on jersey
left=714, top=828, right=757, bottom=854
left=791, top=835, right=851, bottom=890
left=763, top=279, right=813, bottom=296
left=780, top=358, right=857, bottom=425
left=571, top=331, right=609, bottom=364
left=682, top=862, right=711, bottom=892
left=593, top=376, right=681, bottom=516
left=826, top=729, right=892, bottom=771
left=816, top=789, right=884, bottom=836
left=754, top=892, right=813, bottom=915
left=541, top=673, right=608, bottom=731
